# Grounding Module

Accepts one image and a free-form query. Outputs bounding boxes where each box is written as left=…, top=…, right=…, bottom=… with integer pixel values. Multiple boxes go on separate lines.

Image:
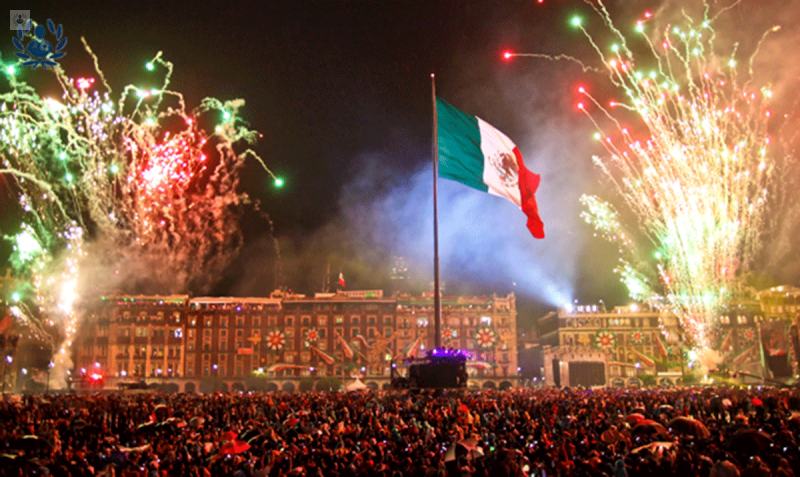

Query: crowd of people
left=1, top=384, right=799, bottom=477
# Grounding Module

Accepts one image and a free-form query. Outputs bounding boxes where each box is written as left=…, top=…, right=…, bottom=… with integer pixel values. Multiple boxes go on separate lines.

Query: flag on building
left=733, top=344, right=757, bottom=366
left=405, top=335, right=425, bottom=359
left=310, top=345, right=336, bottom=365
left=353, top=334, right=373, bottom=350
left=338, top=272, right=345, bottom=288
left=631, top=348, right=655, bottom=368
left=654, top=334, right=668, bottom=357
left=719, top=329, right=734, bottom=352
left=436, top=96, right=544, bottom=239
left=337, top=334, right=354, bottom=359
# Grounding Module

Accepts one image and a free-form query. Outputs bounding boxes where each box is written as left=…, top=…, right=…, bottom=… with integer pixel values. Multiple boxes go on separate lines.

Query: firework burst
left=1, top=39, right=275, bottom=383
left=517, top=1, right=784, bottom=348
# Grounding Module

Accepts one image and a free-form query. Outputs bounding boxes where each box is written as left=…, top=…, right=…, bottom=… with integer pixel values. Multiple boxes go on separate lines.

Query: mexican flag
left=437, top=96, right=544, bottom=239
left=654, top=334, right=668, bottom=357
left=336, top=334, right=354, bottom=359
left=631, top=348, right=655, bottom=368
left=310, top=345, right=336, bottom=365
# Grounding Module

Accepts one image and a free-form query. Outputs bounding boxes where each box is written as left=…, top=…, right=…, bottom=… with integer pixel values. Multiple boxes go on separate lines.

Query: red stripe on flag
left=514, top=147, right=544, bottom=239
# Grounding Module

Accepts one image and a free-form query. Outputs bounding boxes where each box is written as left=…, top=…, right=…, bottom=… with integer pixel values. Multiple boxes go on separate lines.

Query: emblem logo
left=13, top=19, right=67, bottom=69
left=488, top=151, right=518, bottom=189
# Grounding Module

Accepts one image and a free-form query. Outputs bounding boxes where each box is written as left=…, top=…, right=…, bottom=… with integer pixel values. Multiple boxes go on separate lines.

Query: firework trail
left=518, top=1, right=783, bottom=348
left=1, top=38, right=275, bottom=384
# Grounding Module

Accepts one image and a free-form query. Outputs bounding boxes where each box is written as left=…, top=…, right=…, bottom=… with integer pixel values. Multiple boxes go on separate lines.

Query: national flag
left=631, top=349, right=655, bottom=368
left=338, top=272, right=345, bottom=288
left=608, top=361, right=639, bottom=368
left=733, top=344, right=757, bottom=366
left=465, top=361, right=496, bottom=370
left=436, top=96, right=544, bottom=239
left=405, top=335, right=425, bottom=359
left=654, top=334, right=668, bottom=357
left=336, top=334, right=354, bottom=359
left=267, top=364, right=308, bottom=373
left=353, top=334, right=373, bottom=350
left=719, top=329, right=734, bottom=352
left=310, top=345, right=336, bottom=365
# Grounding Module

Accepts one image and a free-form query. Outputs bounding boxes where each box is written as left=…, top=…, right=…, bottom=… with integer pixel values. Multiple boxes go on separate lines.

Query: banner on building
left=760, top=321, right=792, bottom=378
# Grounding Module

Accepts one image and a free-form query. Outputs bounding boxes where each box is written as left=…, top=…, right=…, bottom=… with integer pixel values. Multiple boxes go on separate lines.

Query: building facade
left=73, top=290, right=518, bottom=392
left=538, top=297, right=781, bottom=387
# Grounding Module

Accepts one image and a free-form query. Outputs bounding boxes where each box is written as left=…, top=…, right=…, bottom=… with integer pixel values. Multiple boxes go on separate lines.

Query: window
left=253, top=316, right=261, bottom=327
left=319, top=329, right=326, bottom=338
left=203, top=366, right=209, bottom=376
left=384, top=316, right=392, bottom=325
left=720, top=316, right=731, bottom=325
left=236, top=316, right=244, bottom=327
left=335, top=316, right=344, bottom=324
left=351, top=316, right=360, bottom=326
left=737, top=315, right=748, bottom=325
left=318, top=316, right=327, bottom=326
left=319, top=341, right=327, bottom=350
left=190, top=317, right=196, bottom=326
left=302, top=316, right=311, bottom=326
left=286, top=354, right=294, bottom=363
left=286, top=316, right=294, bottom=326
left=220, top=317, right=228, bottom=328
left=268, top=316, right=277, bottom=326
left=204, top=317, right=212, bottom=327
left=351, top=329, right=359, bottom=338
left=481, top=316, right=492, bottom=326
left=417, top=317, right=429, bottom=327
left=173, top=329, right=182, bottom=338
left=368, top=316, right=376, bottom=326
left=368, top=328, right=376, bottom=338
left=286, top=329, right=294, bottom=338
left=384, top=327, right=392, bottom=338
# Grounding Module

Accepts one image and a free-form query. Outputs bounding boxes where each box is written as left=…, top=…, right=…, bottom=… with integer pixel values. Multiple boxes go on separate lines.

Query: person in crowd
left=0, top=385, right=799, bottom=476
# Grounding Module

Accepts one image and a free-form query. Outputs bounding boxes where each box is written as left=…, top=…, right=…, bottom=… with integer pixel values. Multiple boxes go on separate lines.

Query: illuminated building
left=76, top=290, right=518, bottom=392
left=538, top=296, right=775, bottom=387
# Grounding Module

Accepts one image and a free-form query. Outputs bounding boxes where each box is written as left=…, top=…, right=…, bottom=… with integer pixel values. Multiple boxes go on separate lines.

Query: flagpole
left=431, top=73, right=441, bottom=350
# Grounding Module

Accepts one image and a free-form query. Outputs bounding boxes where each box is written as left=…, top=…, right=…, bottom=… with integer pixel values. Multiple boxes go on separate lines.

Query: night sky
left=3, top=1, right=800, bottom=329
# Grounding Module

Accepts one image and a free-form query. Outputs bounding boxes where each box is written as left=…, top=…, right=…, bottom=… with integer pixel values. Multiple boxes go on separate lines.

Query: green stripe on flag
left=436, top=97, right=489, bottom=192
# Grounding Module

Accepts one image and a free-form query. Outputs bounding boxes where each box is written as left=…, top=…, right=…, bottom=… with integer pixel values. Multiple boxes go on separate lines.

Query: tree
left=639, top=374, right=657, bottom=388
left=199, top=376, right=227, bottom=393
left=298, top=378, right=315, bottom=393
left=245, top=373, right=270, bottom=392
left=316, top=376, right=342, bottom=393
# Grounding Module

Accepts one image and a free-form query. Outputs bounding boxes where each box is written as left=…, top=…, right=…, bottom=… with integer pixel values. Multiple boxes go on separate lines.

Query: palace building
left=73, top=290, right=519, bottom=392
